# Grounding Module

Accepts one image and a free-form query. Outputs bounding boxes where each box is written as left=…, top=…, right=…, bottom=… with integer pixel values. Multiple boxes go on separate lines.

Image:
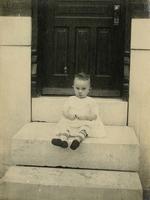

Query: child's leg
left=51, top=131, right=69, bottom=148
left=70, top=126, right=89, bottom=150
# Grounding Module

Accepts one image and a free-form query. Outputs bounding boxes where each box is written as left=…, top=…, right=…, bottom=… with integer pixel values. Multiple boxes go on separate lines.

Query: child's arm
left=76, top=99, right=98, bottom=121
left=63, top=107, right=76, bottom=120
left=77, top=111, right=97, bottom=121
left=86, top=110, right=97, bottom=121
left=62, top=98, right=76, bottom=120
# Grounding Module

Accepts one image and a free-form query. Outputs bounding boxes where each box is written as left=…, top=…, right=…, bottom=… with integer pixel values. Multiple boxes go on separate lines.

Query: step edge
left=3, top=166, right=142, bottom=190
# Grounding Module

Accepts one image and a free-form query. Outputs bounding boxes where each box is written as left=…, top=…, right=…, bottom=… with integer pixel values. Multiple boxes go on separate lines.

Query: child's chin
left=78, top=95, right=85, bottom=98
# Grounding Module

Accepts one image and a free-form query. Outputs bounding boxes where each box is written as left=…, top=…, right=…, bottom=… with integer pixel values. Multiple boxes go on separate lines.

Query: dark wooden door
left=38, top=0, right=124, bottom=97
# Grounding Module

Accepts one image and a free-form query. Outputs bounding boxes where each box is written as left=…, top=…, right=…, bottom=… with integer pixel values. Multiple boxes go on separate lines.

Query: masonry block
left=131, top=19, right=150, bottom=50
left=1, top=166, right=142, bottom=200
left=12, top=122, right=139, bottom=171
left=32, top=97, right=127, bottom=125
left=0, top=17, right=31, bottom=46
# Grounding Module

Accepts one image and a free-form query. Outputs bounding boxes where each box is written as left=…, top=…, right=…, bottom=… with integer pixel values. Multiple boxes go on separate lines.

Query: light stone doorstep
left=131, top=19, right=150, bottom=50
left=32, top=97, right=127, bottom=125
left=2, top=166, right=142, bottom=200
left=12, top=122, right=139, bottom=171
left=0, top=17, right=31, bottom=46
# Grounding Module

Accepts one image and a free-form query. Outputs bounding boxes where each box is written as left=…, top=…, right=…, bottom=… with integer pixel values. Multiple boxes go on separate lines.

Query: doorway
left=38, top=0, right=125, bottom=97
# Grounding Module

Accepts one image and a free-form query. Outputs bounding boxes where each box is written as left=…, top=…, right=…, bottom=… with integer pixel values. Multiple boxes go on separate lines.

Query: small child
left=51, top=72, right=106, bottom=150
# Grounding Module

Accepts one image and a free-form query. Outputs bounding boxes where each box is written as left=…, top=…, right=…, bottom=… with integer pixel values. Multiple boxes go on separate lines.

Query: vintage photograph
left=0, top=0, right=150, bottom=199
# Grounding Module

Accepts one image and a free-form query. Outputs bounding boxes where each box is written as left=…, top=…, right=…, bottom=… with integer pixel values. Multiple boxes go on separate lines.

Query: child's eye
left=82, top=88, right=86, bottom=90
left=76, top=87, right=79, bottom=90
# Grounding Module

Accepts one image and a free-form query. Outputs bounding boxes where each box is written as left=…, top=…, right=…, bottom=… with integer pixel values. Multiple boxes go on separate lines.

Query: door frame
left=31, top=0, right=130, bottom=100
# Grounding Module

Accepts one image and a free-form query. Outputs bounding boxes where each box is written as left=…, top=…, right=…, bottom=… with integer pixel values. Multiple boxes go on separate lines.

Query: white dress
left=57, top=96, right=106, bottom=138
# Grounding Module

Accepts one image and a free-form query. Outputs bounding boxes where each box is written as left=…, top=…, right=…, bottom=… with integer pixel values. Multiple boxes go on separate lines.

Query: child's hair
left=74, top=72, right=90, bottom=82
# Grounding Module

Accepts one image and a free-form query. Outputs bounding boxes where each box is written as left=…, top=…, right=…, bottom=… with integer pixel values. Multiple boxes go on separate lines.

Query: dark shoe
left=51, top=138, right=62, bottom=147
left=61, top=140, right=68, bottom=148
left=51, top=138, right=68, bottom=148
left=70, top=140, right=80, bottom=150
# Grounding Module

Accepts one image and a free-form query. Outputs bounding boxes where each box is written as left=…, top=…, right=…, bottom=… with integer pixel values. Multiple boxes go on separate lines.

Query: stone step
left=1, top=166, right=142, bottom=200
left=12, top=122, right=139, bottom=171
left=32, top=97, right=127, bottom=125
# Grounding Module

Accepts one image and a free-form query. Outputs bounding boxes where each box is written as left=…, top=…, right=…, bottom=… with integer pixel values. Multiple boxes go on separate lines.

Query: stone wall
left=129, top=19, right=150, bottom=197
left=0, top=17, right=31, bottom=177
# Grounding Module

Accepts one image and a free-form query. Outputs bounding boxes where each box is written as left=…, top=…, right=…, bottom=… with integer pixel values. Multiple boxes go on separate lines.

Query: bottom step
left=1, top=166, right=142, bottom=200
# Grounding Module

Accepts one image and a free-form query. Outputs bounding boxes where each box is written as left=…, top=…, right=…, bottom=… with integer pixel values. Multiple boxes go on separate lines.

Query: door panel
left=54, top=27, right=69, bottom=74
left=38, top=0, right=124, bottom=96
left=96, top=28, right=111, bottom=75
left=75, top=28, right=91, bottom=73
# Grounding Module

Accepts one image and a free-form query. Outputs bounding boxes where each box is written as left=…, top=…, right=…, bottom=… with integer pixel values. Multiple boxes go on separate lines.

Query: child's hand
left=67, top=113, right=76, bottom=120
left=76, top=114, right=97, bottom=121
left=76, top=114, right=88, bottom=120
left=86, top=109, right=97, bottom=121
left=64, top=110, right=76, bottom=120
left=63, top=108, right=76, bottom=120
left=86, top=114, right=97, bottom=121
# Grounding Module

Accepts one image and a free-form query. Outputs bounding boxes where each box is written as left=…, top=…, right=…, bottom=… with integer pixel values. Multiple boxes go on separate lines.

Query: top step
left=32, top=97, right=127, bottom=125
left=11, top=122, right=139, bottom=171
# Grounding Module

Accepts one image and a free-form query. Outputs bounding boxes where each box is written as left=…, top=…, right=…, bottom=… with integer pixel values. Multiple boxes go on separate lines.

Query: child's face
left=73, top=78, right=90, bottom=98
